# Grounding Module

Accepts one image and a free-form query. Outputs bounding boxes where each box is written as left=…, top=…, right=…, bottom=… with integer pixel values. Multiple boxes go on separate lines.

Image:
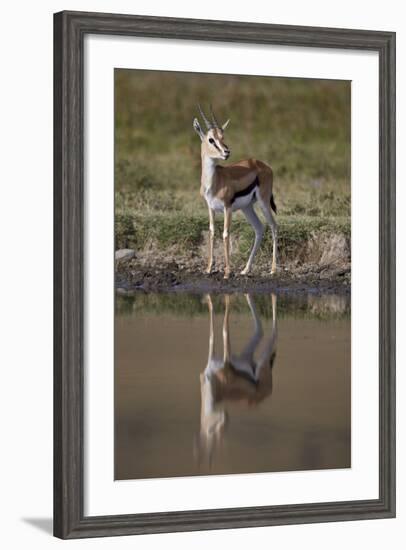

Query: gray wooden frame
left=54, top=10, right=396, bottom=539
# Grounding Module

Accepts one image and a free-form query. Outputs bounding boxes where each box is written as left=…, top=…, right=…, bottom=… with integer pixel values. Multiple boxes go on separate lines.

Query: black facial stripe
left=230, top=176, right=259, bottom=205
left=212, top=140, right=221, bottom=152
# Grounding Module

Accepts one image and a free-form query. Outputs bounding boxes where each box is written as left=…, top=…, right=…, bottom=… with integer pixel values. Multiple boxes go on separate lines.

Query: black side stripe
left=230, top=176, right=259, bottom=204
left=270, top=193, right=277, bottom=214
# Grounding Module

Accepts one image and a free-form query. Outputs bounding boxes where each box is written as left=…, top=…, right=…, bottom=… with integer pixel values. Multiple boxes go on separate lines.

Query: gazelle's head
left=193, top=105, right=231, bottom=161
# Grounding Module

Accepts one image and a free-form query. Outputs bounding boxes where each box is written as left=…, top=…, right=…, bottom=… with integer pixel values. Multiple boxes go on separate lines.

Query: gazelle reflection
left=198, top=293, right=277, bottom=466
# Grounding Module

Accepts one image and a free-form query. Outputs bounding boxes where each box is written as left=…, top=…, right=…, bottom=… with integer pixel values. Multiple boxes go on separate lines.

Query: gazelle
left=198, top=293, right=277, bottom=463
left=193, top=105, right=278, bottom=279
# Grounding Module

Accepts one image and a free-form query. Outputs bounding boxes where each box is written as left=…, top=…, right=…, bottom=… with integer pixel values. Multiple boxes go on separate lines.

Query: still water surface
left=115, top=292, right=350, bottom=480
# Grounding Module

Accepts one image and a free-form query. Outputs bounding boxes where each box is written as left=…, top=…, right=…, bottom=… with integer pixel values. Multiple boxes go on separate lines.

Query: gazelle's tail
left=270, top=194, right=277, bottom=214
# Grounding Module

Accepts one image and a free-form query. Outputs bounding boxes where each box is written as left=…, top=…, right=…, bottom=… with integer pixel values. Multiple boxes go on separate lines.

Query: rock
left=115, top=249, right=136, bottom=262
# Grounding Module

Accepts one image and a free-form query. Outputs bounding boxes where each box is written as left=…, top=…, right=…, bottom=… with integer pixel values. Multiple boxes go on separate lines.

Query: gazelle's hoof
left=223, top=272, right=230, bottom=280
left=240, top=269, right=250, bottom=276
left=271, top=268, right=277, bottom=275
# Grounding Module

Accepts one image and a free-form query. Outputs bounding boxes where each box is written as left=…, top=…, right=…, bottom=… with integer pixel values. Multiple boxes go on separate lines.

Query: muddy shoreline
left=116, top=260, right=351, bottom=295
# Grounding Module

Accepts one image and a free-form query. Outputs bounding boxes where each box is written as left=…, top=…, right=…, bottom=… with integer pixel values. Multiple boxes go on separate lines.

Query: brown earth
left=115, top=227, right=351, bottom=295
left=116, top=256, right=350, bottom=295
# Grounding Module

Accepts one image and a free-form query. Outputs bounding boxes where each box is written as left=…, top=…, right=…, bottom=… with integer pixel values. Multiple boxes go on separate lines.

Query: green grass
left=114, top=70, right=351, bottom=262
left=115, top=209, right=349, bottom=260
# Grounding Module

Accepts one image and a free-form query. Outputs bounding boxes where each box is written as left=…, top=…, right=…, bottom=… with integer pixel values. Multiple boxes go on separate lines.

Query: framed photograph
left=54, top=10, right=396, bottom=539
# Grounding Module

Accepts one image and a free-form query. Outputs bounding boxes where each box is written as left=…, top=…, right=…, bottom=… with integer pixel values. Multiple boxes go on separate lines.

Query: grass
left=115, top=210, right=349, bottom=260
left=114, top=70, right=351, bottom=263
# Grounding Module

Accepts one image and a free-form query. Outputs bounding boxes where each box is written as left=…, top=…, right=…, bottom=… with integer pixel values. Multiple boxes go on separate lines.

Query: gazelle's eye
left=208, top=138, right=215, bottom=144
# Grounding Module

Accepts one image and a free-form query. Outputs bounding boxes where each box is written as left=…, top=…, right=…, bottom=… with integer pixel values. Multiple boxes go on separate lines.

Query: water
left=115, top=292, right=350, bottom=480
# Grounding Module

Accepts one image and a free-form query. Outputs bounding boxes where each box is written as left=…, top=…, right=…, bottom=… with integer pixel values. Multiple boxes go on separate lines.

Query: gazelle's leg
left=206, top=294, right=215, bottom=361
left=241, top=205, right=264, bottom=275
left=242, top=294, right=264, bottom=357
left=258, top=201, right=278, bottom=275
left=256, top=293, right=278, bottom=381
left=206, top=208, right=215, bottom=274
left=272, top=292, right=277, bottom=326
left=223, top=207, right=232, bottom=279
left=223, top=294, right=231, bottom=363
left=230, top=295, right=263, bottom=378
left=199, top=294, right=225, bottom=463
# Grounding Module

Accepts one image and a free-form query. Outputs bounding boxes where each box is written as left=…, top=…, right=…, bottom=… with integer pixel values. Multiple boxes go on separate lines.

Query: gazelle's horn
left=210, top=105, right=220, bottom=128
left=197, top=104, right=212, bottom=130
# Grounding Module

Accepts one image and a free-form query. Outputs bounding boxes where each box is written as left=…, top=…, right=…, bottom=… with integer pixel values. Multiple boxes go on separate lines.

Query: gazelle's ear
left=222, top=119, right=230, bottom=130
left=193, top=118, right=205, bottom=141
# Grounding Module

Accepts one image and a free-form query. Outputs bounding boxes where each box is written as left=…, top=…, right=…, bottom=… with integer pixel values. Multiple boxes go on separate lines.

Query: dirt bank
left=115, top=225, right=351, bottom=295
left=116, top=258, right=350, bottom=295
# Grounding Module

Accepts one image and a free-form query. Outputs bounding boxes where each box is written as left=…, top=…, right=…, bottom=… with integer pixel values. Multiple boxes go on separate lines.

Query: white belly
left=232, top=189, right=257, bottom=211
left=205, top=189, right=256, bottom=212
